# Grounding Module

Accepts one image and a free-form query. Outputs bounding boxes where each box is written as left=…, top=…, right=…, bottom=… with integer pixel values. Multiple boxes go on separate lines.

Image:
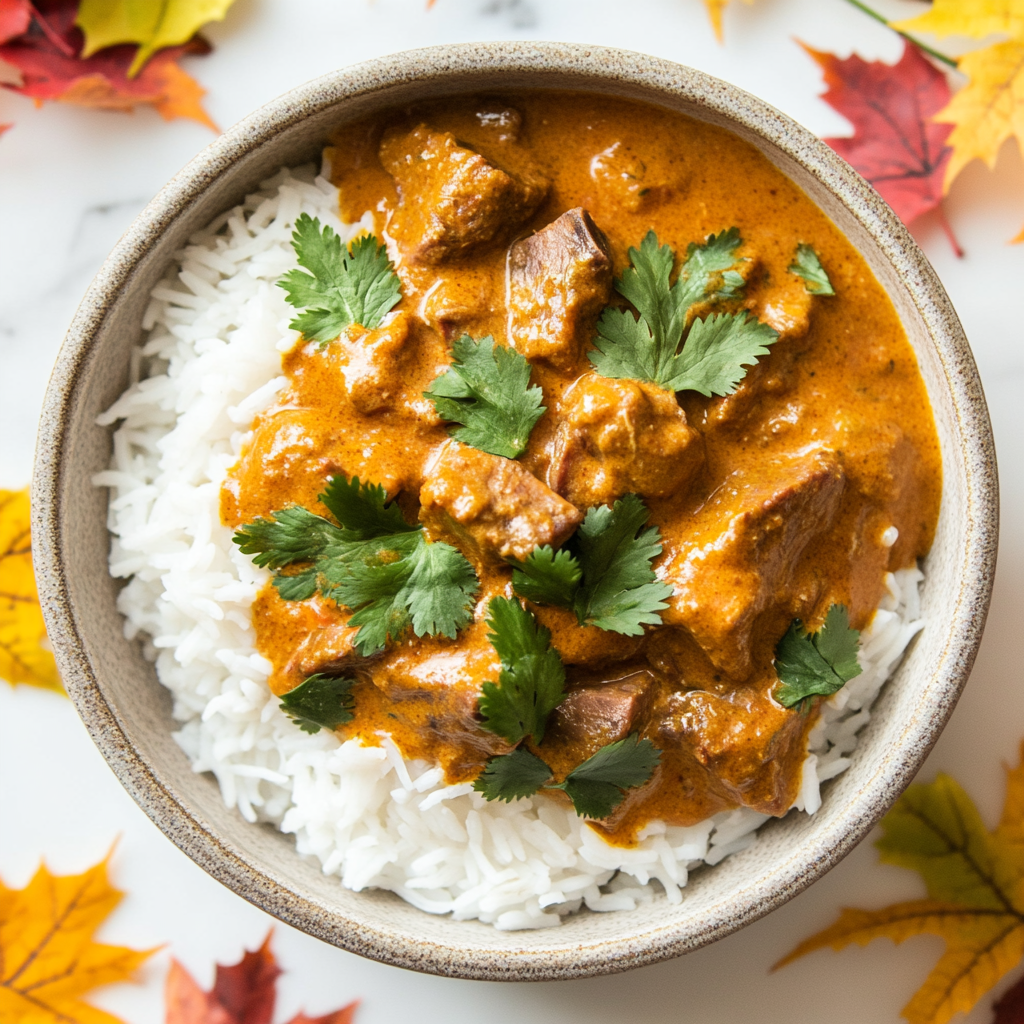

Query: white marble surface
left=2, top=1, right=1023, bottom=1021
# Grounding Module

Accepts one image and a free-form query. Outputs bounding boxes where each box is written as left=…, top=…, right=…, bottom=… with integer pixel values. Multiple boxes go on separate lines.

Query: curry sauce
left=221, top=92, right=942, bottom=845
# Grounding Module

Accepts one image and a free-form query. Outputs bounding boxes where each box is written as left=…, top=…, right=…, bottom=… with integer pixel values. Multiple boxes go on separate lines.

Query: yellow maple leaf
left=934, top=39, right=1024, bottom=189
left=703, top=0, right=757, bottom=42
left=775, top=744, right=1024, bottom=1024
left=0, top=488, right=61, bottom=693
left=76, top=0, right=237, bottom=77
left=0, top=854, right=156, bottom=1024
left=893, top=0, right=1024, bottom=41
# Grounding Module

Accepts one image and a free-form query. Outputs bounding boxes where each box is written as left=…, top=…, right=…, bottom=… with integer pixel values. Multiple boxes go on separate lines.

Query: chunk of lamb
left=507, top=208, right=613, bottom=369
left=547, top=374, right=704, bottom=508
left=661, top=448, right=845, bottom=678
left=380, top=124, right=549, bottom=264
left=656, top=686, right=810, bottom=816
left=419, top=442, right=582, bottom=567
left=333, top=310, right=410, bottom=414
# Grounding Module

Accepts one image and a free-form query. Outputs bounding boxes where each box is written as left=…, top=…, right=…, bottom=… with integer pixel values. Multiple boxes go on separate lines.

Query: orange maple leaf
left=165, top=932, right=359, bottom=1024
left=0, top=853, right=156, bottom=1024
left=775, top=743, right=1024, bottom=1024
left=0, top=1, right=217, bottom=130
left=0, top=487, right=61, bottom=693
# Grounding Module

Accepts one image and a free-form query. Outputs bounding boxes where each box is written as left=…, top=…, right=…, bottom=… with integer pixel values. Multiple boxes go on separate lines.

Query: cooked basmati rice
left=95, top=165, right=926, bottom=929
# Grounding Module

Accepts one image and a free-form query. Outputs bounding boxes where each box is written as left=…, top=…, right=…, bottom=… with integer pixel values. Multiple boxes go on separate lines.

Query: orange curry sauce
left=220, top=92, right=941, bottom=845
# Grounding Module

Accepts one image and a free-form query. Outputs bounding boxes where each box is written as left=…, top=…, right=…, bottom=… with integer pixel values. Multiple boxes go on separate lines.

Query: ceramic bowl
left=32, top=41, right=998, bottom=981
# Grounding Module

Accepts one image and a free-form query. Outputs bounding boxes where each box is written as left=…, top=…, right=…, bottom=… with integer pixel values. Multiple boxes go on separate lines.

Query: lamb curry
left=222, top=92, right=942, bottom=844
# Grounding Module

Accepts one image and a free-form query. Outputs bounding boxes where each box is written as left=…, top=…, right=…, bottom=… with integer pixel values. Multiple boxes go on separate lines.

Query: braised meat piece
left=656, top=686, right=809, bottom=816
left=380, top=124, right=549, bottom=264
left=333, top=311, right=410, bottom=414
left=753, top=269, right=814, bottom=343
left=507, top=208, right=613, bottom=369
left=419, top=442, right=583, bottom=566
left=547, top=374, right=704, bottom=508
left=661, top=448, right=846, bottom=678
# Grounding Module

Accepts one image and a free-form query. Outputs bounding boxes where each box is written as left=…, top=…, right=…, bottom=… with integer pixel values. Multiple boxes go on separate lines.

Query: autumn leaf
left=0, top=0, right=32, bottom=44
left=803, top=41, right=961, bottom=251
left=76, top=0, right=237, bottom=77
left=0, top=852, right=156, bottom=1024
left=0, top=487, right=61, bottom=693
left=0, top=0, right=217, bottom=129
left=165, top=931, right=359, bottom=1024
left=775, top=743, right=1024, bottom=1024
left=932, top=40, right=1024, bottom=191
left=703, top=0, right=757, bottom=41
left=893, top=0, right=1024, bottom=41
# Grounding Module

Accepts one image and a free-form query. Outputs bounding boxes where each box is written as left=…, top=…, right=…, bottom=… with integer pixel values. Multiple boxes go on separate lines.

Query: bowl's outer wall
left=32, top=43, right=998, bottom=981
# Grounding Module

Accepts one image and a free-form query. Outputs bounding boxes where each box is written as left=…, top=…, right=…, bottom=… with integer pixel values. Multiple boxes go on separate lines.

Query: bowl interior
left=32, top=43, right=997, bottom=980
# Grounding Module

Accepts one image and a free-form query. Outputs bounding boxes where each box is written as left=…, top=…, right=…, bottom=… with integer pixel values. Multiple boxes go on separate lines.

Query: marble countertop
left=2, top=1, right=1022, bottom=1021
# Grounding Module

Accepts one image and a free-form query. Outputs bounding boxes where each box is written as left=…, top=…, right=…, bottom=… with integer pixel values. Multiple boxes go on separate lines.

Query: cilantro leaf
left=552, top=734, right=662, bottom=819
left=774, top=604, right=862, bottom=709
left=472, top=747, right=553, bottom=802
left=660, top=312, right=779, bottom=396
left=425, top=334, right=546, bottom=459
left=509, top=546, right=581, bottom=608
left=478, top=597, right=566, bottom=746
left=590, top=229, right=778, bottom=396
left=510, top=495, right=672, bottom=636
left=279, top=673, right=356, bottom=734
left=790, top=243, right=836, bottom=296
left=278, top=214, right=401, bottom=345
left=233, top=475, right=478, bottom=656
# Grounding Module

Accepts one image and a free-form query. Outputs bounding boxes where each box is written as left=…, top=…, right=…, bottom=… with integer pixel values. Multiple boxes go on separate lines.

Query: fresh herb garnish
left=510, top=494, right=673, bottom=636
left=278, top=214, right=402, bottom=345
left=774, top=604, right=862, bottom=709
left=279, top=673, right=356, bottom=734
left=473, top=734, right=661, bottom=819
left=233, top=475, right=478, bottom=657
left=789, top=243, right=836, bottom=296
left=477, top=597, right=567, bottom=746
left=425, top=334, right=546, bottom=460
left=590, top=229, right=778, bottom=394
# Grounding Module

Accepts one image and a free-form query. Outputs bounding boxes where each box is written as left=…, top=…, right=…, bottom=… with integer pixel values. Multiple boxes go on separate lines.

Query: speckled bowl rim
left=32, top=42, right=998, bottom=981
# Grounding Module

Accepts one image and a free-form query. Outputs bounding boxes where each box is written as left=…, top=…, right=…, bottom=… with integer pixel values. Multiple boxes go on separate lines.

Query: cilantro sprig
left=590, top=229, right=778, bottom=394
left=774, top=604, right=862, bottom=709
left=233, top=475, right=478, bottom=657
left=425, top=334, right=546, bottom=459
left=478, top=597, right=566, bottom=746
left=473, top=734, right=661, bottom=819
left=510, top=494, right=672, bottom=636
left=789, top=243, right=836, bottom=296
left=278, top=214, right=402, bottom=345
left=279, top=674, right=356, bottom=734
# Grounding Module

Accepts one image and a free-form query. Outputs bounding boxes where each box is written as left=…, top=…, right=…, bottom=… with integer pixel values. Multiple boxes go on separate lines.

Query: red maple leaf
left=0, top=0, right=216, bottom=129
left=165, top=931, right=359, bottom=1024
left=994, top=972, right=1024, bottom=1024
left=802, top=40, right=961, bottom=255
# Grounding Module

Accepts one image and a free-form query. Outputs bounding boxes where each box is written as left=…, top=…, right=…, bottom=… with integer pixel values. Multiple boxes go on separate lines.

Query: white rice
left=95, top=165, right=926, bottom=930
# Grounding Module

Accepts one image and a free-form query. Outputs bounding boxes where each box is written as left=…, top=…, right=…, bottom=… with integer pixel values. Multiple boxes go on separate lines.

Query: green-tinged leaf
left=278, top=215, right=401, bottom=345
left=659, top=312, right=779, bottom=396
left=279, top=673, right=356, bottom=734
left=233, top=474, right=478, bottom=656
left=790, top=243, right=836, bottom=296
left=77, top=0, right=237, bottom=76
left=553, top=734, right=661, bottom=818
left=590, top=229, right=773, bottom=397
left=478, top=597, right=566, bottom=746
left=509, top=546, right=582, bottom=608
left=774, top=603, right=862, bottom=709
left=425, top=335, right=546, bottom=459
left=472, top=748, right=553, bottom=802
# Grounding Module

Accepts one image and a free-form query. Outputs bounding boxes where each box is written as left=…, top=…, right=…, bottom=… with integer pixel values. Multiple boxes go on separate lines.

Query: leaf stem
left=26, top=2, right=77, bottom=59
left=935, top=203, right=965, bottom=259
left=839, top=0, right=958, bottom=68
